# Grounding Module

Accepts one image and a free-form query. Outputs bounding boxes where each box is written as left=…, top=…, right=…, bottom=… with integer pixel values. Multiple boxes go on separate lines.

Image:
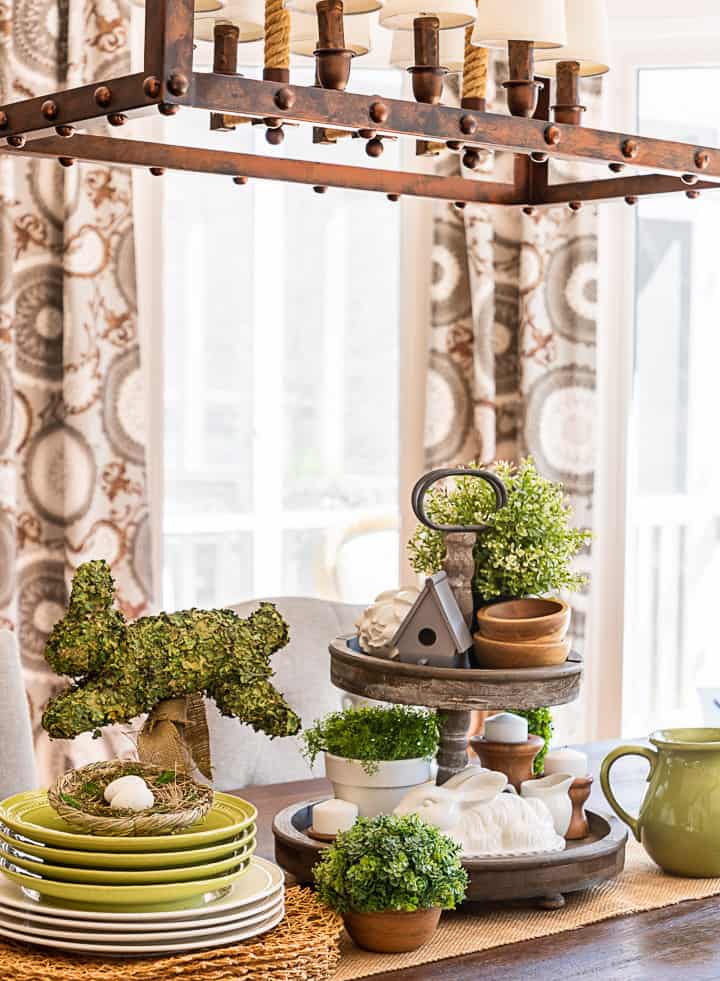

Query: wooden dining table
left=235, top=740, right=720, bottom=980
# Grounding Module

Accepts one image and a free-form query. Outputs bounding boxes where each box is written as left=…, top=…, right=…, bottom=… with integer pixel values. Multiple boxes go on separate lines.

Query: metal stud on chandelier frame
left=0, top=0, right=718, bottom=209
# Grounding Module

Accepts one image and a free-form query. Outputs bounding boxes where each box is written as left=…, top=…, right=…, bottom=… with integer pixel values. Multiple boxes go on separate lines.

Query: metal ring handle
left=411, top=468, right=508, bottom=533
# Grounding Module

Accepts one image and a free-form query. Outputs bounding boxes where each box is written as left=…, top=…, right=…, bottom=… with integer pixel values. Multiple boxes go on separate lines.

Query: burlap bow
left=137, top=694, right=212, bottom=779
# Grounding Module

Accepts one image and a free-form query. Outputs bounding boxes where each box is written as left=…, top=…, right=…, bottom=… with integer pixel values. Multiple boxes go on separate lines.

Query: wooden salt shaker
left=566, top=775, right=593, bottom=839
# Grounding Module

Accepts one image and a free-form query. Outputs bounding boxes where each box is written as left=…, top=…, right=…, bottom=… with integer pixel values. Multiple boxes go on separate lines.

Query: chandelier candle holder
left=209, top=22, right=246, bottom=132
left=471, top=0, right=566, bottom=118
left=409, top=17, right=447, bottom=106
left=1, top=0, right=719, bottom=208
left=314, top=0, right=354, bottom=90
left=537, top=0, right=611, bottom=126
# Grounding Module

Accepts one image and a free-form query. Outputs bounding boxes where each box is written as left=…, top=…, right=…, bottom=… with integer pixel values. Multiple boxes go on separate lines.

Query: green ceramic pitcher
left=600, top=729, right=720, bottom=877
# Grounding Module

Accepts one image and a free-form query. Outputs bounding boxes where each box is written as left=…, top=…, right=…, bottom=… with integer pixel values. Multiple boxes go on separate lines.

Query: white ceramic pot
left=520, top=773, right=573, bottom=837
left=324, top=753, right=433, bottom=817
left=339, top=692, right=386, bottom=712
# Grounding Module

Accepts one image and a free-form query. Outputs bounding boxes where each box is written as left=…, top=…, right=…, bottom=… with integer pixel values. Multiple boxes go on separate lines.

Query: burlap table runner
left=333, top=839, right=720, bottom=980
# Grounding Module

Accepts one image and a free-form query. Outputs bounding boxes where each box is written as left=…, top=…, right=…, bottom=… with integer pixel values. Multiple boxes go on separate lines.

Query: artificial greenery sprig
left=407, top=457, right=591, bottom=602
left=301, top=706, right=439, bottom=774
left=511, top=707, right=554, bottom=775
left=313, top=814, right=468, bottom=914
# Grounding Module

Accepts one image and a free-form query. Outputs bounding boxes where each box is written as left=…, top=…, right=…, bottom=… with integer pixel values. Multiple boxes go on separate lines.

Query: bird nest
left=48, top=760, right=214, bottom=836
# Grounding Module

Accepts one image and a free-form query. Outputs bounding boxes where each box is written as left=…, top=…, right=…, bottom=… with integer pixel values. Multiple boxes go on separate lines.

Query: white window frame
left=588, top=4, right=720, bottom=738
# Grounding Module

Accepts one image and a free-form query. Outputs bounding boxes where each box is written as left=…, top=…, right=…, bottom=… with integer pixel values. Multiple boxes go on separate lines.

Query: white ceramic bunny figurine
left=394, top=767, right=565, bottom=857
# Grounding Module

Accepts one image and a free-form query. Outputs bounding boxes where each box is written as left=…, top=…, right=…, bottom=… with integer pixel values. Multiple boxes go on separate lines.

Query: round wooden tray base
left=273, top=799, right=628, bottom=909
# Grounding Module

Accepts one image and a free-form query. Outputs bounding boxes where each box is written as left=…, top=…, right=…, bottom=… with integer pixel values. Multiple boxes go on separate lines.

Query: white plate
left=0, top=885, right=283, bottom=933
left=0, top=895, right=284, bottom=942
left=0, top=855, right=284, bottom=922
left=0, top=905, right=285, bottom=955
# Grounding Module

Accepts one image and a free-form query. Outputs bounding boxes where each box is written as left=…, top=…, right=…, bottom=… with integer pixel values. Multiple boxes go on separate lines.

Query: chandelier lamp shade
left=535, top=0, right=611, bottom=77
left=390, top=26, right=464, bottom=73
left=470, top=0, right=566, bottom=117
left=131, top=0, right=226, bottom=10
left=379, top=0, right=476, bottom=32
left=194, top=1, right=267, bottom=42
left=285, top=0, right=382, bottom=18
left=470, top=0, right=566, bottom=48
left=290, top=12, right=372, bottom=57
left=0, top=0, right=718, bottom=211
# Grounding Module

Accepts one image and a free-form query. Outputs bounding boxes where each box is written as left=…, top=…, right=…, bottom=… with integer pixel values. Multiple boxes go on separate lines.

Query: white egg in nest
left=103, top=774, right=149, bottom=803
left=108, top=781, right=156, bottom=812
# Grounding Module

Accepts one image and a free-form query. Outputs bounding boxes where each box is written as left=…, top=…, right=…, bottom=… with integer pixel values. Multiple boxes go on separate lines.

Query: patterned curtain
left=426, top=68, right=600, bottom=711
left=0, top=0, right=153, bottom=782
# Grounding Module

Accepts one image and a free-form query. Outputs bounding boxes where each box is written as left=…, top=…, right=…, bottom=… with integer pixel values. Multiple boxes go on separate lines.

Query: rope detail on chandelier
left=264, top=0, right=292, bottom=72
left=461, top=35, right=488, bottom=103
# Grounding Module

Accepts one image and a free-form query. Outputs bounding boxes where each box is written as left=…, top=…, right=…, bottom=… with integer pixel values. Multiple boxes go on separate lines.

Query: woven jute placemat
left=333, top=839, right=720, bottom=980
left=0, top=886, right=343, bottom=981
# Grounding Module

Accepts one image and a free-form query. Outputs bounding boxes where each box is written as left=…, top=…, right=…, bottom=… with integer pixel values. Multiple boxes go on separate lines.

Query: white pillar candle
left=483, top=712, right=528, bottom=744
left=543, top=747, right=589, bottom=779
left=312, top=799, right=358, bottom=836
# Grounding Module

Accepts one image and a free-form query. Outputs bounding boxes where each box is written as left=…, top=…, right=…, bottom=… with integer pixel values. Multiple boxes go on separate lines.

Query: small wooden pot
left=476, top=598, right=570, bottom=643
left=343, top=907, right=441, bottom=953
left=566, top=775, right=593, bottom=840
left=469, top=734, right=545, bottom=791
left=473, top=634, right=571, bottom=669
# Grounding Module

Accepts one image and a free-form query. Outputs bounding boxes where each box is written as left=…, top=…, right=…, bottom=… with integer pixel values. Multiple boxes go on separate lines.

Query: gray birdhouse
left=390, top=571, right=473, bottom=668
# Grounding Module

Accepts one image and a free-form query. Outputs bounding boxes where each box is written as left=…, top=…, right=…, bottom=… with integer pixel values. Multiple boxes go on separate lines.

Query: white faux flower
left=356, top=587, right=420, bottom=654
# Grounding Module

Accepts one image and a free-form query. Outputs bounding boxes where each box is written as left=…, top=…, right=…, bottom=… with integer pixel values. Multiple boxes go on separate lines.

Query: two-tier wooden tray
left=273, top=798, right=628, bottom=909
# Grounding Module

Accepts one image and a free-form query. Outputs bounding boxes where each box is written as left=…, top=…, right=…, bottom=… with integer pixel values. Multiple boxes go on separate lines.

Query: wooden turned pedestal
left=470, top=734, right=545, bottom=791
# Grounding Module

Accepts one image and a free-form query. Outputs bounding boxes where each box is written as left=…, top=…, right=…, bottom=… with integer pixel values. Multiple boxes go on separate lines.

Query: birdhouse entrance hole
left=418, top=628, right=437, bottom=647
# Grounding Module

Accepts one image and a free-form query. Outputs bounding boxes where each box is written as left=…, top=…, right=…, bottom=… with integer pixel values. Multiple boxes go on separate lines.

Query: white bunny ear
left=457, top=770, right=508, bottom=804
left=442, top=766, right=487, bottom=791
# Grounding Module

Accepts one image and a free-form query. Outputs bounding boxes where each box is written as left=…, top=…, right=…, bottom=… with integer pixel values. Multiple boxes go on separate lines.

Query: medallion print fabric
left=426, top=67, right=600, bottom=659
left=0, top=0, right=153, bottom=781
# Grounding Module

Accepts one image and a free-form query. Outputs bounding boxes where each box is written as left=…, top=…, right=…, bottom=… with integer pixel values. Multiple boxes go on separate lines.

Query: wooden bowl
left=476, top=598, right=570, bottom=643
left=472, top=633, right=571, bottom=669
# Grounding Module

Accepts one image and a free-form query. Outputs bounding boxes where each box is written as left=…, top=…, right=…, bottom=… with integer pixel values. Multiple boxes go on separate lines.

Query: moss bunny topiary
left=42, top=560, right=300, bottom=751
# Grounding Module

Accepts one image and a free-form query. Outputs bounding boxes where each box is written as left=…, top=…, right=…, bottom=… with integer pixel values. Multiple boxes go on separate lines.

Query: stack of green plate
left=0, top=790, right=257, bottom=912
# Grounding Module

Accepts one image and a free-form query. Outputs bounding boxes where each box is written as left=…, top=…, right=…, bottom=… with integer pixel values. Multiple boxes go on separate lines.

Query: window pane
left=163, top=70, right=401, bottom=609
left=624, top=67, right=720, bottom=735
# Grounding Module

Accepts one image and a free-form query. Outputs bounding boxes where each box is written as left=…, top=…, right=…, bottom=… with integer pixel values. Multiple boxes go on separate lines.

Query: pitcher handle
left=600, top=745, right=657, bottom=842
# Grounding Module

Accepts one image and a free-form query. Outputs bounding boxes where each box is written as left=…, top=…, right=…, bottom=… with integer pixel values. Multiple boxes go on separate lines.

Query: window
left=161, top=68, right=403, bottom=609
left=623, top=66, right=720, bottom=734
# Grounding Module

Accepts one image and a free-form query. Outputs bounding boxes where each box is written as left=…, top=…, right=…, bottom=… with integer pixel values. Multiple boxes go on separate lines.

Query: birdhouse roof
left=391, top=571, right=473, bottom=653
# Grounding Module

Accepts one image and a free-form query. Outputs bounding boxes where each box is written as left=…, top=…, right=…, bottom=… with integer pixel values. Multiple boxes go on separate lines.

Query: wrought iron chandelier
left=1, top=0, right=716, bottom=209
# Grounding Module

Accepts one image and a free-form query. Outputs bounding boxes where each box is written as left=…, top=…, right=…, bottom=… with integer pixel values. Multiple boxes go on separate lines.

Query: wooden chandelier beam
left=185, top=74, right=720, bottom=182
left=2, top=69, right=719, bottom=186
left=0, top=0, right=719, bottom=204
left=537, top=173, right=720, bottom=205
left=7, top=133, right=522, bottom=203
left=144, top=0, right=194, bottom=83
